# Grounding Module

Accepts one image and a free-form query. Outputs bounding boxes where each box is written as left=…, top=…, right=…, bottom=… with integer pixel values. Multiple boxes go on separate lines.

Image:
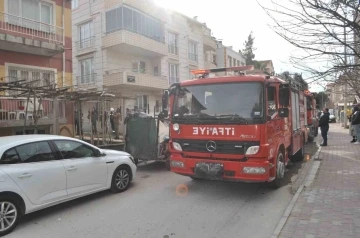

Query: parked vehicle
left=161, top=66, right=307, bottom=188
left=0, top=135, right=137, bottom=236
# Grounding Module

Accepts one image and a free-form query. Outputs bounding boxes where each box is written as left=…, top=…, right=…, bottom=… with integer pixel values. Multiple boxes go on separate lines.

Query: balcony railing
left=0, top=98, right=65, bottom=121
left=77, top=74, right=97, bottom=87
left=76, top=36, right=96, bottom=51
left=0, top=12, right=64, bottom=44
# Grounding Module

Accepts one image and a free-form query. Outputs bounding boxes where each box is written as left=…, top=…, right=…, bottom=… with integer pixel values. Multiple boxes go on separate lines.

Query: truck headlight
left=245, top=146, right=260, bottom=155
left=173, top=123, right=180, bottom=132
left=172, top=142, right=182, bottom=151
left=171, top=160, right=184, bottom=168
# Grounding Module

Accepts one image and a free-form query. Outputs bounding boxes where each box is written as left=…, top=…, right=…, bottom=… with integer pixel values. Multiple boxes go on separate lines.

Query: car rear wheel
left=111, top=166, right=131, bottom=193
left=0, top=197, right=20, bottom=236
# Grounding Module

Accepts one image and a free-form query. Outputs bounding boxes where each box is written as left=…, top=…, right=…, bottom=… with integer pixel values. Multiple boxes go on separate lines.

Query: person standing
left=109, top=108, right=115, bottom=132
left=90, top=107, right=98, bottom=134
left=349, top=106, right=357, bottom=143
left=318, top=108, right=330, bottom=146
left=351, top=105, right=360, bottom=145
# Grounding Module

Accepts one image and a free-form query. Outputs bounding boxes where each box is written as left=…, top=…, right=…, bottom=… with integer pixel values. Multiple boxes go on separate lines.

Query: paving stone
left=279, top=124, right=360, bottom=237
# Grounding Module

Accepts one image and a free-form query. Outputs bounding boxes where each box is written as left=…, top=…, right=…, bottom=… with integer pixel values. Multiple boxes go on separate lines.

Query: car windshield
left=172, top=82, right=264, bottom=123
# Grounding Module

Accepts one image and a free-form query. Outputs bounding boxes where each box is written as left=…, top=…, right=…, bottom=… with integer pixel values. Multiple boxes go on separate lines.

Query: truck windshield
left=172, top=82, right=264, bottom=124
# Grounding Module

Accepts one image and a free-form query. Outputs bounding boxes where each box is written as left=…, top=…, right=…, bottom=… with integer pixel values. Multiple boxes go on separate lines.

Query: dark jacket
left=318, top=112, right=330, bottom=127
left=352, top=111, right=360, bottom=125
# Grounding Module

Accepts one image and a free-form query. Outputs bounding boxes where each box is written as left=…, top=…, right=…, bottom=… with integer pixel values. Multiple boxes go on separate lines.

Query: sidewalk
left=278, top=123, right=360, bottom=238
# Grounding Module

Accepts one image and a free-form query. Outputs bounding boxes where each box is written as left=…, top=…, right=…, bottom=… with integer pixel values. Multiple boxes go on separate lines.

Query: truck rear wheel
left=269, top=151, right=285, bottom=189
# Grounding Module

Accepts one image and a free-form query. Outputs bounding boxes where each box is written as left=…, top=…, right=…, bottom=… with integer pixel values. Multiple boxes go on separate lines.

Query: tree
left=315, top=92, right=329, bottom=109
left=242, top=32, right=256, bottom=65
left=258, top=0, right=360, bottom=97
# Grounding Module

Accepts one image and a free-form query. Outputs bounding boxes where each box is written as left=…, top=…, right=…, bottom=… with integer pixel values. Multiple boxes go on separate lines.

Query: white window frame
left=72, top=0, right=79, bottom=9
left=79, top=57, right=95, bottom=84
left=136, top=95, right=149, bottom=111
left=78, top=21, right=94, bottom=49
left=188, top=41, right=198, bottom=62
left=132, top=61, right=146, bottom=74
left=169, top=63, right=179, bottom=85
left=168, top=32, right=178, bottom=55
left=5, top=63, right=57, bottom=95
left=5, top=0, right=55, bottom=31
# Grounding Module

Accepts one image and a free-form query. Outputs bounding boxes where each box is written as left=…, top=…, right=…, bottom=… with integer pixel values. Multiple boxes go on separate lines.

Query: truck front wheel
left=269, top=151, right=285, bottom=189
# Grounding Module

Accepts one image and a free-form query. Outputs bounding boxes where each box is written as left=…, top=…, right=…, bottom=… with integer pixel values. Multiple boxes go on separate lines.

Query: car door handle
left=67, top=166, right=78, bottom=171
left=18, top=173, right=32, bottom=178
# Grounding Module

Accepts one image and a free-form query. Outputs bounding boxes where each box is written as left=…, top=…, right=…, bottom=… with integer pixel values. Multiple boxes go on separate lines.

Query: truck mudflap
left=170, top=155, right=272, bottom=182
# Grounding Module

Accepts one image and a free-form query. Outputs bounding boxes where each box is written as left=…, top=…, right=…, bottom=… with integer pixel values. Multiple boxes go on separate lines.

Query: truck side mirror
left=162, top=90, right=169, bottom=117
left=279, top=108, right=289, bottom=118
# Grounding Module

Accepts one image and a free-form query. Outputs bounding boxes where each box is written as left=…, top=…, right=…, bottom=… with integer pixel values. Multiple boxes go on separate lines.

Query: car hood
left=101, top=149, right=130, bottom=157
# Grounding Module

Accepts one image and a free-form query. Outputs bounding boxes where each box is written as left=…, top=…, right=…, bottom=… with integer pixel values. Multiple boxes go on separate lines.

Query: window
left=237, top=60, right=240, bottom=66
left=132, top=61, right=146, bottom=73
left=267, top=87, right=277, bottom=117
left=79, top=21, right=93, bottom=49
left=154, top=66, right=159, bottom=76
left=7, top=66, right=55, bottom=87
left=79, top=58, right=95, bottom=84
left=228, top=56, right=232, bottom=67
left=155, top=100, right=160, bottom=112
left=54, top=140, right=95, bottom=159
left=72, top=0, right=79, bottom=9
left=168, top=32, right=178, bottom=55
left=1, top=149, right=21, bottom=164
left=1, top=141, right=56, bottom=164
left=169, top=63, right=179, bottom=85
left=105, top=6, right=164, bottom=42
left=233, top=58, right=237, bottom=67
left=7, top=0, right=54, bottom=32
left=136, top=95, right=148, bottom=111
left=188, top=41, right=198, bottom=61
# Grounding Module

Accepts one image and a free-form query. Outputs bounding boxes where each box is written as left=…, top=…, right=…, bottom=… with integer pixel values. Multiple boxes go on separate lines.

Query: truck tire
left=269, top=150, right=285, bottom=189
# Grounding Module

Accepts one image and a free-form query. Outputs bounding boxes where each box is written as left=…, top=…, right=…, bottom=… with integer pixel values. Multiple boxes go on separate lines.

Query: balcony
left=103, top=69, right=168, bottom=90
left=203, top=35, right=216, bottom=51
left=75, top=37, right=96, bottom=56
left=0, top=12, right=64, bottom=57
left=103, top=30, right=167, bottom=57
left=0, top=98, right=66, bottom=128
left=76, top=74, right=98, bottom=90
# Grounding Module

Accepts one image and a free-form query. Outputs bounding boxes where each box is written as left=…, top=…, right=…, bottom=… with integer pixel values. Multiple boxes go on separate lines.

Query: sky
left=154, top=0, right=324, bottom=92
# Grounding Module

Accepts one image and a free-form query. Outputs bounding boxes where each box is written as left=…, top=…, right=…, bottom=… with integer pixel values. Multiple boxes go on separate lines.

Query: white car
left=0, top=135, right=136, bottom=236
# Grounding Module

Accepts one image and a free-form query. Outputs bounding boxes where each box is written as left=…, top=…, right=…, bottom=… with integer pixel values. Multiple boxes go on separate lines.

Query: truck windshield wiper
left=216, top=114, right=249, bottom=124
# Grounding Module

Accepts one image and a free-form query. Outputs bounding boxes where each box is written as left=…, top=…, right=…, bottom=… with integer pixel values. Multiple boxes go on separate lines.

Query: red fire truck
left=161, top=66, right=307, bottom=188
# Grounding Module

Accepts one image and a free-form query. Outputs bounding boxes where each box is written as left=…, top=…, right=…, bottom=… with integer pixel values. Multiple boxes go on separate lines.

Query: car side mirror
left=279, top=108, right=289, bottom=118
left=93, top=149, right=102, bottom=157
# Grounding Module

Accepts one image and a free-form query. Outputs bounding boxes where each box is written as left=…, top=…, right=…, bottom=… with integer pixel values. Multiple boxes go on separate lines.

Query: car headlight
left=245, top=146, right=260, bottom=155
left=172, top=142, right=182, bottom=151
left=129, top=156, right=136, bottom=164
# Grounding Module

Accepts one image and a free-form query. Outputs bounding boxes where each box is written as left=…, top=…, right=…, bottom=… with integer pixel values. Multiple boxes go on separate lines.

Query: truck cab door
left=266, top=86, right=282, bottom=150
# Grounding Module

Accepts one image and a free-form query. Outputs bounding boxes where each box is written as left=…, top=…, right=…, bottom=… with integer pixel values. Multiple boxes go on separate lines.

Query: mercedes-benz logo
left=206, top=141, right=216, bottom=152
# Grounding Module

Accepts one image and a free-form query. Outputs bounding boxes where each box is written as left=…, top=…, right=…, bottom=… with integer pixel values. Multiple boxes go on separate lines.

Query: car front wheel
left=0, top=198, right=20, bottom=236
left=111, top=166, right=131, bottom=193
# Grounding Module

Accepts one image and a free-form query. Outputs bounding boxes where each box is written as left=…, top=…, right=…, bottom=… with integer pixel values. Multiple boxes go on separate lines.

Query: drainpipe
left=62, top=0, right=65, bottom=88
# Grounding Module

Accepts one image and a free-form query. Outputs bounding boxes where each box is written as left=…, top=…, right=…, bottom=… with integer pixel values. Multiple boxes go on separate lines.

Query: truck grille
left=172, top=139, right=260, bottom=155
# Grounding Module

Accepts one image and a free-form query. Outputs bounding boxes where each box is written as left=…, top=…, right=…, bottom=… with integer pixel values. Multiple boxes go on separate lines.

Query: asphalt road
left=7, top=142, right=319, bottom=238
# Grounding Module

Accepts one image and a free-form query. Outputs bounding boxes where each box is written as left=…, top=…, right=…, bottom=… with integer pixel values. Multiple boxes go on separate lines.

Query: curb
left=270, top=146, right=322, bottom=238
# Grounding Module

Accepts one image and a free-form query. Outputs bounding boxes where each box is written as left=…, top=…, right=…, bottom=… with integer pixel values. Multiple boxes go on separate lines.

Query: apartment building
left=215, top=41, right=245, bottom=69
left=72, top=0, right=217, bottom=127
left=0, top=0, right=73, bottom=137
